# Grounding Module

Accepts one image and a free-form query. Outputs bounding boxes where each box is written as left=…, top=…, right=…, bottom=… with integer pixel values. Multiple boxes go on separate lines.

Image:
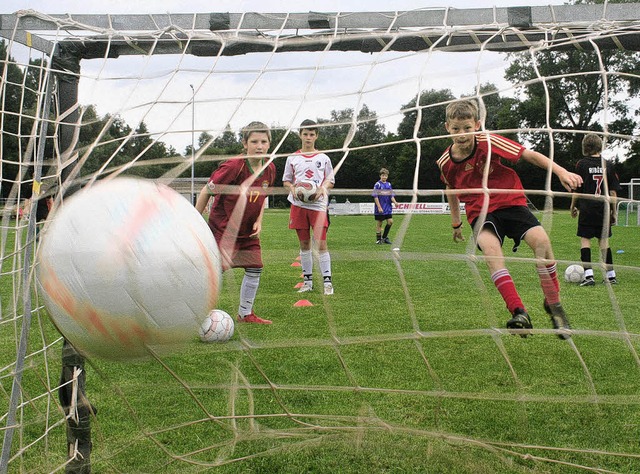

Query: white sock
left=238, top=268, right=262, bottom=317
left=319, top=251, right=332, bottom=281
left=300, top=250, right=313, bottom=280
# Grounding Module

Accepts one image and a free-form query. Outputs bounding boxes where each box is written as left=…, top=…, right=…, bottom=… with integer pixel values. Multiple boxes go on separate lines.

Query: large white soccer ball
left=198, top=309, right=234, bottom=343
left=564, top=264, right=585, bottom=283
left=294, top=180, right=318, bottom=203
left=36, top=177, right=222, bottom=360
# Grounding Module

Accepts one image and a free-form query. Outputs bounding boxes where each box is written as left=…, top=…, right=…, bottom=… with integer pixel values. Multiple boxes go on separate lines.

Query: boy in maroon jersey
left=195, top=121, right=276, bottom=324
left=437, top=99, right=582, bottom=339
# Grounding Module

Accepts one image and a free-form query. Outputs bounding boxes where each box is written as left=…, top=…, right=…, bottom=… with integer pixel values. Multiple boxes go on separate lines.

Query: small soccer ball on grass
left=294, top=180, right=318, bottom=203
left=564, top=264, right=585, bottom=283
left=36, top=177, right=222, bottom=360
left=198, top=309, right=234, bottom=343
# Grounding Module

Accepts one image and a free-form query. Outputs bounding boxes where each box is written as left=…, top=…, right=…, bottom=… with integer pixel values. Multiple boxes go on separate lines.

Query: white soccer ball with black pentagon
left=294, top=180, right=318, bottom=203
left=199, top=309, right=234, bottom=342
left=564, top=264, right=585, bottom=283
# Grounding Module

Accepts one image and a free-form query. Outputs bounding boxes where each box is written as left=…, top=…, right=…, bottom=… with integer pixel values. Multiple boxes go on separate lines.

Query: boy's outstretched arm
left=520, top=149, right=583, bottom=191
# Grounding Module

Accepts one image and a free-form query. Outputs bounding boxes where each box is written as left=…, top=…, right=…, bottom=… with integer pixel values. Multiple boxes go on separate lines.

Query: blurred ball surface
left=37, top=177, right=221, bottom=360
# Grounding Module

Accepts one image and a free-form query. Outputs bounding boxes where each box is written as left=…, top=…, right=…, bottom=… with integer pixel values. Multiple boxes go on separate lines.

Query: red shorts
left=215, top=233, right=263, bottom=271
left=289, top=205, right=329, bottom=241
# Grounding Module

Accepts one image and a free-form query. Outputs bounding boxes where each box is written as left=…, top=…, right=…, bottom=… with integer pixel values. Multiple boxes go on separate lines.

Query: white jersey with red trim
left=283, top=150, right=335, bottom=211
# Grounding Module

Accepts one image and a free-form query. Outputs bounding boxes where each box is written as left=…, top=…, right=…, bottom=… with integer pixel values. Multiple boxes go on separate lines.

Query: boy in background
left=372, top=167, right=399, bottom=244
left=570, top=133, right=621, bottom=286
left=282, top=119, right=336, bottom=296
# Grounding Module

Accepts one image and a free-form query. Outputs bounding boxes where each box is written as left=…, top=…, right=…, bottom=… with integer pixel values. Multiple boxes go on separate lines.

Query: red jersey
left=207, top=157, right=276, bottom=240
left=437, top=133, right=528, bottom=223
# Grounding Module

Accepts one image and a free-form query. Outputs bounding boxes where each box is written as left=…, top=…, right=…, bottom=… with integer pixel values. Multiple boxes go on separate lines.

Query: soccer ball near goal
left=36, top=177, right=222, bottom=360
left=564, top=264, right=585, bottom=283
left=198, top=309, right=235, bottom=342
left=294, top=180, right=318, bottom=203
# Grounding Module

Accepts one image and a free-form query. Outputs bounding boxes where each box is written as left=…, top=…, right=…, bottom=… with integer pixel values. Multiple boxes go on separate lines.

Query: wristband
left=452, top=222, right=463, bottom=229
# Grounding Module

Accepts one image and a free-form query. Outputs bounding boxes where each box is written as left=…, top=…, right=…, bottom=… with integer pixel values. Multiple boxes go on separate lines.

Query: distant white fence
left=618, top=178, right=640, bottom=226
left=329, top=201, right=465, bottom=216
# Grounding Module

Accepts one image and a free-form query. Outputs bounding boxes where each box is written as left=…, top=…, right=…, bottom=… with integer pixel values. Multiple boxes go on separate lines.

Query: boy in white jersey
left=282, top=119, right=336, bottom=295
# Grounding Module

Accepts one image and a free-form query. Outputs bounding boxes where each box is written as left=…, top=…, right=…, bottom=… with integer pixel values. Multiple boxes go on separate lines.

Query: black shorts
left=374, top=214, right=392, bottom=221
left=577, top=209, right=611, bottom=239
left=471, top=206, right=541, bottom=253
left=577, top=223, right=611, bottom=239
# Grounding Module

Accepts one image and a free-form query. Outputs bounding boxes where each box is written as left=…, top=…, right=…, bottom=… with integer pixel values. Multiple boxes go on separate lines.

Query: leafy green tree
left=469, top=84, right=518, bottom=139
left=571, top=0, right=640, bottom=197
left=270, top=126, right=300, bottom=158
left=124, top=121, right=174, bottom=178
left=392, top=88, right=457, bottom=193
left=503, top=43, right=639, bottom=206
left=1, top=40, right=33, bottom=198
left=321, top=104, right=386, bottom=193
left=188, top=127, right=243, bottom=157
left=504, top=49, right=639, bottom=159
left=184, top=127, right=244, bottom=180
left=78, top=111, right=132, bottom=177
left=213, top=126, right=240, bottom=151
left=196, top=131, right=213, bottom=150
left=615, top=141, right=640, bottom=196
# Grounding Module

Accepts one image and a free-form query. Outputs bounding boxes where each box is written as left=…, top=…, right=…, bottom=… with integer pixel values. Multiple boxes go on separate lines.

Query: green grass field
left=2, top=210, right=640, bottom=473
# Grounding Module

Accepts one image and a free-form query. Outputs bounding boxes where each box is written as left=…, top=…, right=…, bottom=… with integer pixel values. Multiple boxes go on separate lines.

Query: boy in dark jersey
left=195, top=121, right=276, bottom=324
left=570, top=133, right=621, bottom=286
left=437, top=99, right=582, bottom=339
left=372, top=167, right=399, bottom=244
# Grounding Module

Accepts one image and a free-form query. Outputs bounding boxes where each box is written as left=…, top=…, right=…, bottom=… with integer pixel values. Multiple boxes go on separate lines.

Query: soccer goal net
left=2, top=5, right=640, bottom=473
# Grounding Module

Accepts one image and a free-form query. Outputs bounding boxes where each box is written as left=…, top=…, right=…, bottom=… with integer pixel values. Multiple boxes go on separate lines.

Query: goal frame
left=2, top=4, right=640, bottom=472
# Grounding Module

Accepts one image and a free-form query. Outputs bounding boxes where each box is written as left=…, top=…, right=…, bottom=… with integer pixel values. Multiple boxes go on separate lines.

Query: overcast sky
left=2, top=1, right=567, bottom=154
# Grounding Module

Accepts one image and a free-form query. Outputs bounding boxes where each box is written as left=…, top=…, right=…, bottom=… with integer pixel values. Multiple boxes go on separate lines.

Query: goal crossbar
left=1, top=3, right=640, bottom=59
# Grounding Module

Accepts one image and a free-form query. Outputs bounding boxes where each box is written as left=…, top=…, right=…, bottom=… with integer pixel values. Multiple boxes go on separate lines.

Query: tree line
left=2, top=38, right=639, bottom=208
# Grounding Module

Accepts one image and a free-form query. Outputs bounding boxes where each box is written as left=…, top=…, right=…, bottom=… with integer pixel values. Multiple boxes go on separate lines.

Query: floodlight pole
left=190, top=84, right=195, bottom=205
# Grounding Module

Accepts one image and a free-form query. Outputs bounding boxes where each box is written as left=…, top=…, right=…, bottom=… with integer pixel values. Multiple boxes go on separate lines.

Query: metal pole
left=190, top=84, right=195, bottom=205
left=1, top=61, right=54, bottom=474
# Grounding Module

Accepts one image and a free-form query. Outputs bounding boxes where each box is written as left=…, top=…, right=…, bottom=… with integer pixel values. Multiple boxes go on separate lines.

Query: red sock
left=491, top=269, right=524, bottom=314
left=538, top=263, right=560, bottom=305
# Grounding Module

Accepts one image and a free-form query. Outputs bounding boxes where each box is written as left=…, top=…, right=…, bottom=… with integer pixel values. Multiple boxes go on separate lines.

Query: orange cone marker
left=294, top=300, right=313, bottom=307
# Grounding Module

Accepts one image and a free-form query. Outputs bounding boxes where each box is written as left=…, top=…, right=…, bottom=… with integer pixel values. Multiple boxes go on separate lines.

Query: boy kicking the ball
left=282, top=119, right=336, bottom=296
left=437, top=99, right=582, bottom=339
left=195, top=121, right=276, bottom=324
